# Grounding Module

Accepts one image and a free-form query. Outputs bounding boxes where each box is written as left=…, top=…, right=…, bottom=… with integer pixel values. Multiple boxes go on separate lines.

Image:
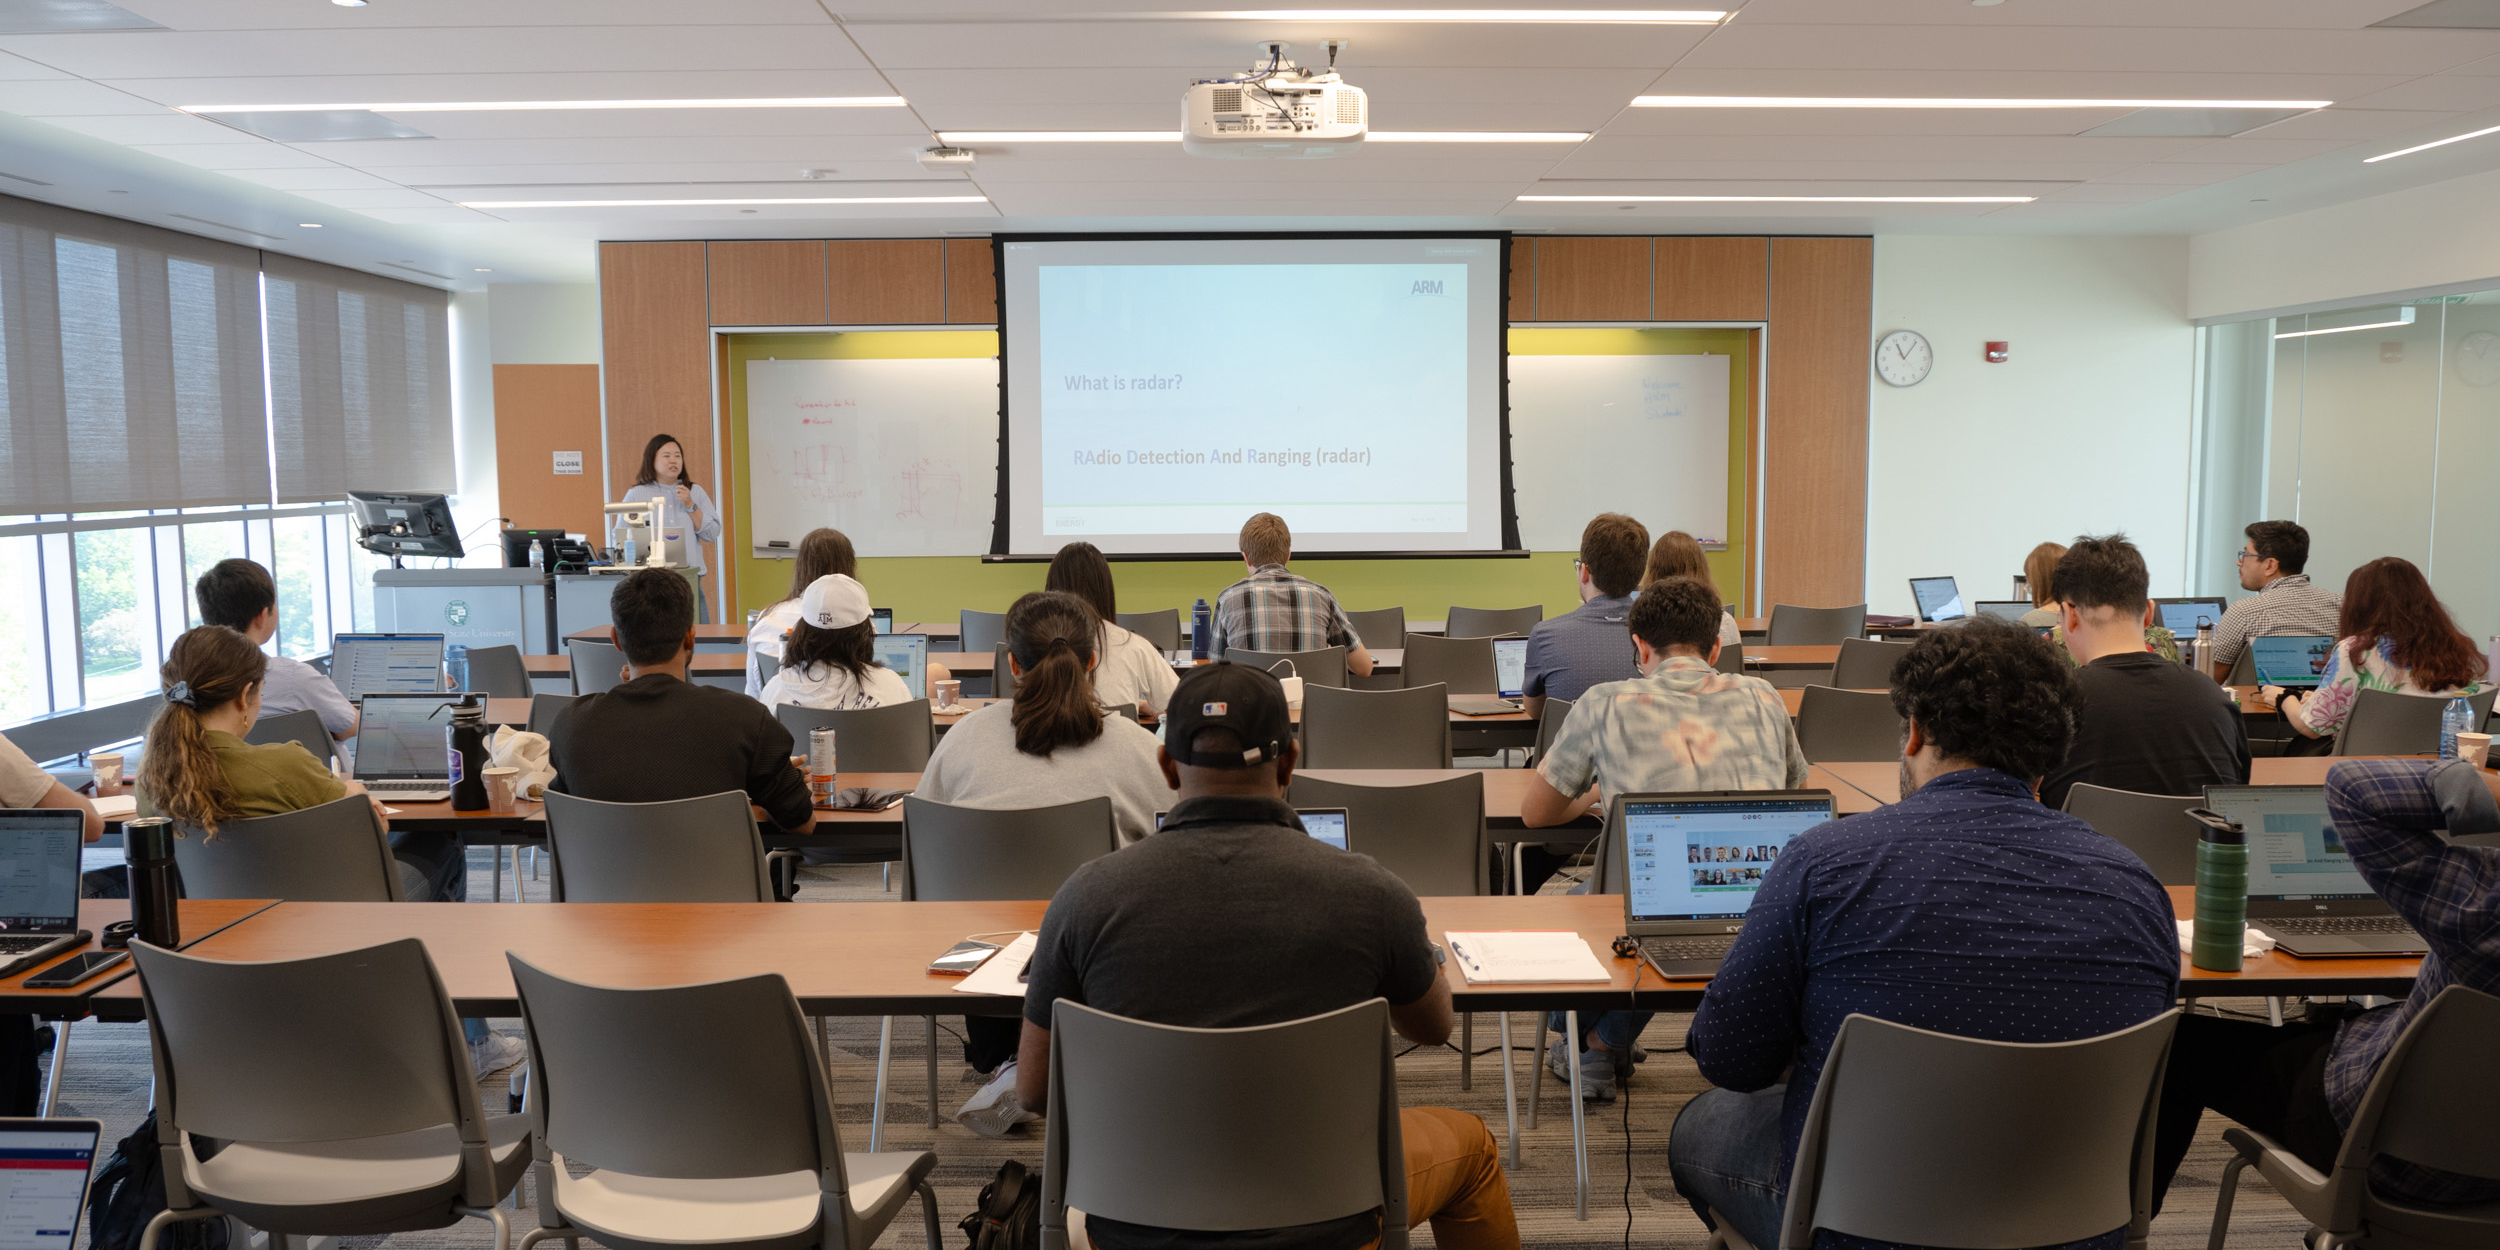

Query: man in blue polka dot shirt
left=1668, top=618, right=2180, bottom=1250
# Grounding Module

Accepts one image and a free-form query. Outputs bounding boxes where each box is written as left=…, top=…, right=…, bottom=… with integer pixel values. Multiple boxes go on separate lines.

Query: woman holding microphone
left=621, top=433, right=722, bottom=621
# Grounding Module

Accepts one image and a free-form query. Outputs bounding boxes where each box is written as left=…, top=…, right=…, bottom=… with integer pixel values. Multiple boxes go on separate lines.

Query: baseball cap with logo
left=1163, top=661, right=1292, bottom=768
left=797, top=574, right=873, bottom=630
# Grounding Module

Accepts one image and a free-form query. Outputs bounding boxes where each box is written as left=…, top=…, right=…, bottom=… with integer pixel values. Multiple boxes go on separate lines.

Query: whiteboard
left=745, top=357, right=999, bottom=557
left=1508, top=353, right=1731, bottom=550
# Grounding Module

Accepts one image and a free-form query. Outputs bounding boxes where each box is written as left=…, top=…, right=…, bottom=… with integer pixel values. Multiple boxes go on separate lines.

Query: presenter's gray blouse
left=619, top=481, right=722, bottom=576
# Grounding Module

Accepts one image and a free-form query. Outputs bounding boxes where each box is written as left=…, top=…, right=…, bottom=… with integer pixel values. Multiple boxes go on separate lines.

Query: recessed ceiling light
left=332, top=0, right=367, bottom=6
left=2275, top=307, right=2417, bottom=339
left=457, top=195, right=991, bottom=208
left=179, top=96, right=907, bottom=114
left=1631, top=95, right=2334, bottom=109
left=933, top=130, right=1586, bottom=143
left=298, top=222, right=322, bottom=227
left=2366, top=121, right=2500, bottom=163
left=474, top=267, right=492, bottom=272
left=1186, top=9, right=1725, bottom=20
left=1517, top=194, right=2036, bottom=203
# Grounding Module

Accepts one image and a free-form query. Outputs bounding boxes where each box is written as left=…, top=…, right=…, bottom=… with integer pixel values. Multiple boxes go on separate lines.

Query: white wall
left=2190, top=166, right=2500, bottom=322
left=488, top=283, right=600, bottom=365
left=1863, top=236, right=2195, bottom=618
left=445, top=289, right=501, bottom=567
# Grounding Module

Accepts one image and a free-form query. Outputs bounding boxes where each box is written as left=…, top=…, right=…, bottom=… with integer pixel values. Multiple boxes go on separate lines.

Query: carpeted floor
left=45, top=846, right=2318, bottom=1250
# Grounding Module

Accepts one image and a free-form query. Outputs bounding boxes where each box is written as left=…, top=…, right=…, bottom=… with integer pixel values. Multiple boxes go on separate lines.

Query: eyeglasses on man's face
left=2235, top=549, right=2262, bottom=564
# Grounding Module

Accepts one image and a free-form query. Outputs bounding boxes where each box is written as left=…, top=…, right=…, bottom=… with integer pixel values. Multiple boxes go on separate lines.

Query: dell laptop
left=1618, top=791, right=1836, bottom=977
left=872, top=608, right=894, bottom=635
left=0, top=1117, right=103, bottom=1250
left=1971, top=600, right=2033, bottom=622
left=2153, top=597, right=2229, bottom=640
left=1908, top=577, right=1967, bottom=624
left=0, top=811, right=87, bottom=980
left=1451, top=638, right=1532, bottom=716
left=348, top=692, right=461, bottom=801
left=2249, top=635, right=2337, bottom=690
left=873, top=632, right=930, bottom=700
left=1154, top=807, right=1350, bottom=850
left=2203, top=784, right=2427, bottom=957
left=328, top=633, right=446, bottom=701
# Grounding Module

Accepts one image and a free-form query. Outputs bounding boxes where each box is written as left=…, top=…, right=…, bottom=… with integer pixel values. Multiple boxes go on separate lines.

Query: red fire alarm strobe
left=1985, top=341, right=2010, bottom=363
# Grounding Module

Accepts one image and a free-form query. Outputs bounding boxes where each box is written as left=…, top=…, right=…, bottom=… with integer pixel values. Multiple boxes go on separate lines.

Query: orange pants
left=1394, top=1106, right=1520, bottom=1250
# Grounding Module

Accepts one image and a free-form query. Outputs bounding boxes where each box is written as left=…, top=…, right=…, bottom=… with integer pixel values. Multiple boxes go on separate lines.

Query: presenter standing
left=623, top=433, right=721, bottom=622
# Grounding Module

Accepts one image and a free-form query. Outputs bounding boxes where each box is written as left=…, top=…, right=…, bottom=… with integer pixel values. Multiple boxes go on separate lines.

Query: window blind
left=263, top=251, right=453, bottom=503
left=0, top=193, right=269, bottom=515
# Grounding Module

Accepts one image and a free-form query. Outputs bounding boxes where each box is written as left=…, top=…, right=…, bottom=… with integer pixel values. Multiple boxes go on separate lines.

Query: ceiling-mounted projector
left=1182, top=41, right=1365, bottom=159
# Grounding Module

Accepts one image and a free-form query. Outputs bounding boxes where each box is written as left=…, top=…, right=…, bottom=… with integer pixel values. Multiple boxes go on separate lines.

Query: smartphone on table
left=24, top=950, right=130, bottom=988
left=928, top=939, right=1001, bottom=977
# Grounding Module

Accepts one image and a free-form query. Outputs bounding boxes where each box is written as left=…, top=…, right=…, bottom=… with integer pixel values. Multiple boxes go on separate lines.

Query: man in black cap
left=1010, top=661, right=1520, bottom=1250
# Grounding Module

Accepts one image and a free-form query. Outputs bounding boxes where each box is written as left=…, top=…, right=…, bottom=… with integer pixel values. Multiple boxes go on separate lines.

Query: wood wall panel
left=1507, top=238, right=1535, bottom=323
left=491, top=364, right=606, bottom=545
left=1762, top=237, right=1873, bottom=609
left=706, top=241, right=826, bottom=325
left=828, top=238, right=946, bottom=324
left=945, top=238, right=997, bottom=323
left=599, top=242, right=714, bottom=500
left=1532, top=236, right=1651, bottom=321
left=1655, top=237, right=1768, bottom=321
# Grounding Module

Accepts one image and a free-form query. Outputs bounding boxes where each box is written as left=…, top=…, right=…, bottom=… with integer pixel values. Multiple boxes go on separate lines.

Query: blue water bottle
left=2441, top=695, right=2472, bottom=760
left=445, top=644, right=470, bottom=693
left=1191, top=598, right=1212, bottom=661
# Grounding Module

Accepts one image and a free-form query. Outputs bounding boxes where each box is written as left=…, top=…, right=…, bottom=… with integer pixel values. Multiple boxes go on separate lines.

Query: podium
left=373, top=568, right=554, bottom=655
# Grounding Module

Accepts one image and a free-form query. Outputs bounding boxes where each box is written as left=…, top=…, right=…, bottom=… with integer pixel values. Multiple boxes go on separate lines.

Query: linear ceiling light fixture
left=2274, top=306, right=2417, bottom=338
left=1370, top=130, right=1589, bottom=142
left=458, top=195, right=989, bottom=208
left=1188, top=9, right=1725, bottom=20
left=933, top=130, right=1587, bottom=142
left=1631, top=95, right=2333, bottom=109
left=2366, top=122, right=2500, bottom=162
left=1518, top=193, right=2035, bottom=203
left=180, top=96, right=906, bottom=114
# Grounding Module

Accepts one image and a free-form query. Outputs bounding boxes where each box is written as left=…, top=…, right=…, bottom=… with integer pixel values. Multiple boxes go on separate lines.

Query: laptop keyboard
left=1638, top=935, right=1738, bottom=963
left=363, top=780, right=449, bottom=795
left=0, top=934, right=65, bottom=955
left=2264, top=916, right=2421, bottom=937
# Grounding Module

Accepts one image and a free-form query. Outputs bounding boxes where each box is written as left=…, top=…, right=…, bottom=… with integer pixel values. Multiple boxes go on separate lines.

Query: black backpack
left=87, top=1113, right=228, bottom=1250
left=958, top=1159, right=1042, bottom=1250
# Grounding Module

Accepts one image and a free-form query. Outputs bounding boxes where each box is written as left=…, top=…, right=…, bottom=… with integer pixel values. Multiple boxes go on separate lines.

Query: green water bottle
left=2185, top=807, right=2249, bottom=973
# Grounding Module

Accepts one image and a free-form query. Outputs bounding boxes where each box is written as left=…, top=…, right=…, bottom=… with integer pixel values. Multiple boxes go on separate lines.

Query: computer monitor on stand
left=500, top=528, right=569, bottom=569
left=348, top=491, right=463, bottom=568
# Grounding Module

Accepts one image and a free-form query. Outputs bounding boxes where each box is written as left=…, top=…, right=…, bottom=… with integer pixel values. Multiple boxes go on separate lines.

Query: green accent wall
left=725, top=327, right=1752, bottom=624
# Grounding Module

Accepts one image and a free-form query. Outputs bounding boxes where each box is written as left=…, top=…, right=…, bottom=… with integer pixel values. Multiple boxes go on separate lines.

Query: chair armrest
left=2223, top=1125, right=2341, bottom=1229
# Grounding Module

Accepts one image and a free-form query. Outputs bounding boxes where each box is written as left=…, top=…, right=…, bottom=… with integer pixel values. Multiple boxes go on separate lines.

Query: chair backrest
left=1287, top=773, right=1486, bottom=895
left=900, top=796, right=1116, bottom=901
left=1301, top=683, right=1451, bottom=769
left=775, top=699, right=937, bottom=771
left=1782, top=1010, right=2179, bottom=1250
left=2060, top=784, right=2203, bottom=886
left=1534, top=696, right=1574, bottom=758
left=1116, top=609, right=1183, bottom=651
left=462, top=643, right=533, bottom=698
left=1445, top=605, right=1542, bottom=639
left=1042, top=999, right=1407, bottom=1250
left=526, top=692, right=576, bottom=735
left=2224, top=646, right=2256, bottom=686
left=757, top=651, right=781, bottom=687
left=993, top=642, right=1019, bottom=697
left=1793, top=686, right=1905, bottom=764
left=2337, top=984, right=2500, bottom=1220
left=244, top=709, right=333, bottom=770
left=508, top=955, right=845, bottom=1190
left=1829, top=638, right=1912, bottom=690
left=568, top=638, right=628, bottom=695
left=2334, top=686, right=2500, bottom=756
left=172, top=794, right=405, bottom=902
left=1768, top=604, right=1867, bottom=646
left=540, top=790, right=773, bottom=902
left=960, top=609, right=1008, bottom=655
left=1715, top=642, right=1744, bottom=674
left=1399, top=632, right=1496, bottom=693
left=1346, top=607, right=1406, bottom=652
left=1226, top=646, right=1348, bottom=690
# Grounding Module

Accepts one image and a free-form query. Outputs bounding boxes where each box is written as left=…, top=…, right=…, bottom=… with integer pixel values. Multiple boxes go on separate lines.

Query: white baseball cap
left=798, top=574, right=873, bottom=630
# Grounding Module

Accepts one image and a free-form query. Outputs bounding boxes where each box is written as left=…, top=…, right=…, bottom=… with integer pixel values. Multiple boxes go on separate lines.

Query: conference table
left=1810, top=754, right=2414, bottom=809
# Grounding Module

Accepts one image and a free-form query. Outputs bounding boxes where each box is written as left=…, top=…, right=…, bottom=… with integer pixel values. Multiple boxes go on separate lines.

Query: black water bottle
left=448, top=695, right=491, bottom=811
left=124, top=816, right=181, bottom=949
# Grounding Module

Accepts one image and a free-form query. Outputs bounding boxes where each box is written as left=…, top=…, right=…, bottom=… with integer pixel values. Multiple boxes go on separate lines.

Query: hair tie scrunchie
left=165, top=681, right=197, bottom=708
left=1047, top=636, right=1077, bottom=654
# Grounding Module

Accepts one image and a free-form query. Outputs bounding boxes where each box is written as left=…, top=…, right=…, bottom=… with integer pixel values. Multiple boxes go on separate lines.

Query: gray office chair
left=1533, top=696, right=1575, bottom=758
left=1829, top=638, right=1912, bottom=690
left=540, top=790, right=784, bottom=903
left=506, top=956, right=941, bottom=1250
left=993, top=642, right=1019, bottom=697
left=2208, top=985, right=2500, bottom=1250
left=128, top=939, right=526, bottom=1250
left=1301, top=683, right=1451, bottom=769
left=172, top=794, right=407, bottom=902
left=2224, top=646, right=2256, bottom=687
left=1762, top=1010, right=2178, bottom=1250
left=1041, top=999, right=1408, bottom=1250
left=1227, top=645, right=1348, bottom=689
left=525, top=692, right=575, bottom=735
left=1793, top=686, right=1904, bottom=764
left=1767, top=604, right=1867, bottom=646
left=776, top=700, right=937, bottom=772
left=1716, top=642, right=1745, bottom=674
left=244, top=708, right=334, bottom=770
left=567, top=638, right=628, bottom=695
left=757, top=651, right=781, bottom=687
left=1116, top=609, right=1182, bottom=651
left=1400, top=632, right=1497, bottom=693
left=1346, top=607, right=1406, bottom=651
left=1289, top=773, right=1487, bottom=896
left=960, top=609, right=1008, bottom=656
left=1446, top=605, right=1542, bottom=639
left=463, top=644, right=533, bottom=698
left=2333, top=686, right=2500, bottom=756
left=2060, top=784, right=2202, bottom=887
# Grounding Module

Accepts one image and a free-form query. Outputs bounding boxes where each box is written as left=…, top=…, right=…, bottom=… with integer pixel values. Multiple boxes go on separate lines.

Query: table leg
left=1460, top=1012, right=1472, bottom=1091
left=36, top=1018, right=69, bottom=1116
left=1527, top=1013, right=1545, bottom=1130
left=1566, top=1009, right=1588, bottom=1221
left=925, top=1016, right=940, bottom=1128
left=492, top=846, right=505, bottom=903
left=870, top=1015, right=894, bottom=1152
left=1497, top=1011, right=1519, bottom=1169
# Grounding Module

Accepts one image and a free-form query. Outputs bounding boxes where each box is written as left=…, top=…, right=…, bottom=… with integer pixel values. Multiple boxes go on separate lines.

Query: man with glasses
left=2208, top=520, right=2343, bottom=681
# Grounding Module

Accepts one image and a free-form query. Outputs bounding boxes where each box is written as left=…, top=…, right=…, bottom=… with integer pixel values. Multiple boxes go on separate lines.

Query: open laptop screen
left=1299, top=809, right=1349, bottom=850
left=2154, top=599, right=2227, bottom=639
left=872, top=608, right=894, bottom=635
left=2250, top=635, right=2335, bottom=687
left=2203, top=785, right=2375, bottom=900
left=1623, top=795, right=1834, bottom=922
left=0, top=1119, right=101, bottom=1250
left=873, top=633, right=929, bottom=700
left=1909, top=577, right=1965, bottom=622
left=329, top=633, right=444, bottom=699
left=1971, top=600, right=2032, bottom=622
left=350, top=694, right=459, bottom=781
left=1492, top=637, right=1528, bottom=698
left=0, top=812, right=81, bottom=933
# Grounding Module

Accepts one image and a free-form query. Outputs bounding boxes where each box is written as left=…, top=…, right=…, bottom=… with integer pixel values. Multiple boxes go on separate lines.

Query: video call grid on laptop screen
left=1909, top=577, right=1966, bottom=622
left=2155, top=600, right=2227, bottom=639
left=0, top=1120, right=100, bottom=1250
left=1492, top=637, right=1528, bottom=698
left=2203, top=785, right=2375, bottom=900
left=351, top=694, right=460, bottom=779
left=1624, top=797, right=1833, bottom=922
left=2250, top=635, right=2336, bottom=687
left=873, top=633, right=929, bottom=699
left=328, top=633, right=444, bottom=699
left=0, top=812, right=81, bottom=931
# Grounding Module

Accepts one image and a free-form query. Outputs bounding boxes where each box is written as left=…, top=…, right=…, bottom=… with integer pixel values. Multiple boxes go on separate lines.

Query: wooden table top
left=525, top=652, right=747, bottom=678
left=1813, top=755, right=2444, bottom=808
left=1743, top=645, right=1840, bottom=667
left=933, top=648, right=1407, bottom=674
left=0, top=898, right=279, bottom=1017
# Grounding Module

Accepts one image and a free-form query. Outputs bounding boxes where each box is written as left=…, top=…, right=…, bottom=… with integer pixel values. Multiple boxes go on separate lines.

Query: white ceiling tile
left=1544, top=157, right=2120, bottom=180
left=969, top=156, right=1556, bottom=183
left=2095, top=162, right=2273, bottom=184
left=1601, top=106, right=2145, bottom=137
left=1677, top=23, right=2500, bottom=75
left=102, top=70, right=899, bottom=109
left=292, top=187, right=465, bottom=209
left=2176, top=137, right=2370, bottom=162
left=980, top=178, right=1507, bottom=201
left=126, top=141, right=334, bottom=169
left=224, top=165, right=408, bottom=191
left=843, top=20, right=1714, bottom=70
left=293, top=135, right=955, bottom=169
left=0, top=51, right=69, bottom=80
left=394, top=161, right=953, bottom=186
left=36, top=110, right=243, bottom=144
left=0, top=78, right=165, bottom=115
left=1502, top=197, right=2008, bottom=217
left=1730, top=0, right=2431, bottom=28
left=1568, top=133, right=2214, bottom=162
left=119, top=0, right=835, bottom=29
left=345, top=206, right=516, bottom=224
left=0, top=25, right=873, bottom=79
left=2338, top=76, right=2500, bottom=110
left=380, top=110, right=931, bottom=142
left=1637, top=66, right=2412, bottom=102
left=992, top=193, right=1516, bottom=215
left=423, top=179, right=970, bottom=200
left=1531, top=176, right=2063, bottom=196
left=476, top=200, right=998, bottom=223
left=2237, top=108, right=2459, bottom=139
left=2038, top=183, right=2186, bottom=203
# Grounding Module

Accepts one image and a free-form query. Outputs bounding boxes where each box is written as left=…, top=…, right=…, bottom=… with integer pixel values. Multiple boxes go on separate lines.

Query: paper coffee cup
left=483, top=766, right=522, bottom=815
left=2459, top=731, right=2492, bottom=768
left=933, top=679, right=962, bottom=709
left=90, top=751, right=124, bottom=794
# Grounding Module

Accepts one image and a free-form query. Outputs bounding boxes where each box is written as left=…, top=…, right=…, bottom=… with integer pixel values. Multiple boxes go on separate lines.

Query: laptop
left=1153, top=807, right=1350, bottom=850
left=1451, top=637, right=1531, bottom=716
left=1618, top=791, right=1836, bottom=977
left=873, top=632, right=929, bottom=699
left=0, top=811, right=88, bottom=979
left=347, top=693, right=460, bottom=801
left=328, top=633, right=445, bottom=701
left=2249, top=635, right=2336, bottom=690
left=1908, top=577, right=1966, bottom=623
left=0, top=1117, right=103, bottom=1250
left=1971, top=600, right=2033, bottom=622
left=2203, top=784, right=2427, bottom=957
left=872, top=608, right=894, bottom=635
left=2153, top=597, right=2228, bottom=639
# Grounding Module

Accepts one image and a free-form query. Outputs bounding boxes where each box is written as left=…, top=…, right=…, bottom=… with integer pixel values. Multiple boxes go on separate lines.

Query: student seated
left=1638, top=529, right=1741, bottom=652
left=1210, top=512, right=1375, bottom=676
left=1006, top=663, right=1520, bottom=1250
left=2278, top=556, right=2487, bottom=742
left=2039, top=534, right=2249, bottom=810
left=1045, top=541, right=1177, bottom=717
left=194, top=557, right=355, bottom=740
left=2150, top=758, right=2500, bottom=1213
left=760, top=574, right=912, bottom=710
left=0, top=729, right=100, bottom=1114
left=1523, top=512, right=1650, bottom=719
left=1670, top=618, right=2179, bottom=1250
left=2018, top=540, right=2067, bottom=628
left=744, top=528, right=948, bottom=700
left=2210, top=519, right=2343, bottom=680
left=546, top=568, right=814, bottom=835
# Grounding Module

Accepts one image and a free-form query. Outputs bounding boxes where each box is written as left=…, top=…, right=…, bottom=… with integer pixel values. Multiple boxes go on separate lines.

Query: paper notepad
left=93, top=794, right=137, bottom=820
left=1444, top=931, right=1611, bottom=984
left=954, top=931, right=1039, bottom=998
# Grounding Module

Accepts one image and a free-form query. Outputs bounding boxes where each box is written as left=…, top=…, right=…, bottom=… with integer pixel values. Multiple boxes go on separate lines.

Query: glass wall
left=2193, top=293, right=2500, bottom=642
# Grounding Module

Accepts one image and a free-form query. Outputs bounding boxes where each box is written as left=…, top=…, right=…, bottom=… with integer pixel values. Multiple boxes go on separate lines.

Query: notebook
left=0, top=1118, right=102, bottom=1250
left=2249, top=635, right=2336, bottom=689
left=1619, top=791, right=1835, bottom=977
left=2203, top=784, right=2426, bottom=957
left=873, top=633, right=929, bottom=699
left=347, top=693, right=460, bottom=801
left=328, top=633, right=444, bottom=700
left=0, top=811, right=87, bottom=979
left=1908, top=577, right=1966, bottom=623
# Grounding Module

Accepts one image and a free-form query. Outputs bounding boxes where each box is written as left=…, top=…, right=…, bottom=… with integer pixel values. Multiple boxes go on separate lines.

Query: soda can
left=808, top=726, right=838, bottom=803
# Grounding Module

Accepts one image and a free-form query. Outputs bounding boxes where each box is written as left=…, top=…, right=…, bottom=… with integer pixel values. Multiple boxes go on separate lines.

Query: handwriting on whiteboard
left=746, top=357, right=999, bottom=557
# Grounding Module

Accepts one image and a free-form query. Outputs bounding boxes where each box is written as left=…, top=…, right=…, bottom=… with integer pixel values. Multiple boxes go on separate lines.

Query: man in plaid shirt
left=2151, top=757, right=2500, bottom=1211
left=1210, top=512, right=1378, bottom=677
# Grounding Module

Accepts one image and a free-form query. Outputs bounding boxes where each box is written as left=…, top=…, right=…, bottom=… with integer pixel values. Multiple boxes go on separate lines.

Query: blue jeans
left=1668, top=1085, right=1789, bottom=1250
left=1547, top=1009, right=1655, bottom=1058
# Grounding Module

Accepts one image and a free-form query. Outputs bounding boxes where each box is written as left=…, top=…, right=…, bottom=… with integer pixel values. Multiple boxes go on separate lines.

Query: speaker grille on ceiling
left=1212, top=87, right=1242, bottom=114
left=1337, top=91, right=1363, bottom=124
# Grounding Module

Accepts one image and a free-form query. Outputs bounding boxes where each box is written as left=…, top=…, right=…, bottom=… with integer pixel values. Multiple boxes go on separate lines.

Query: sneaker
left=1546, top=1039, right=1615, bottom=1103
left=956, top=1060, right=1041, bottom=1137
left=468, top=1032, right=527, bottom=1076
left=1629, top=1042, right=1649, bottom=1064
